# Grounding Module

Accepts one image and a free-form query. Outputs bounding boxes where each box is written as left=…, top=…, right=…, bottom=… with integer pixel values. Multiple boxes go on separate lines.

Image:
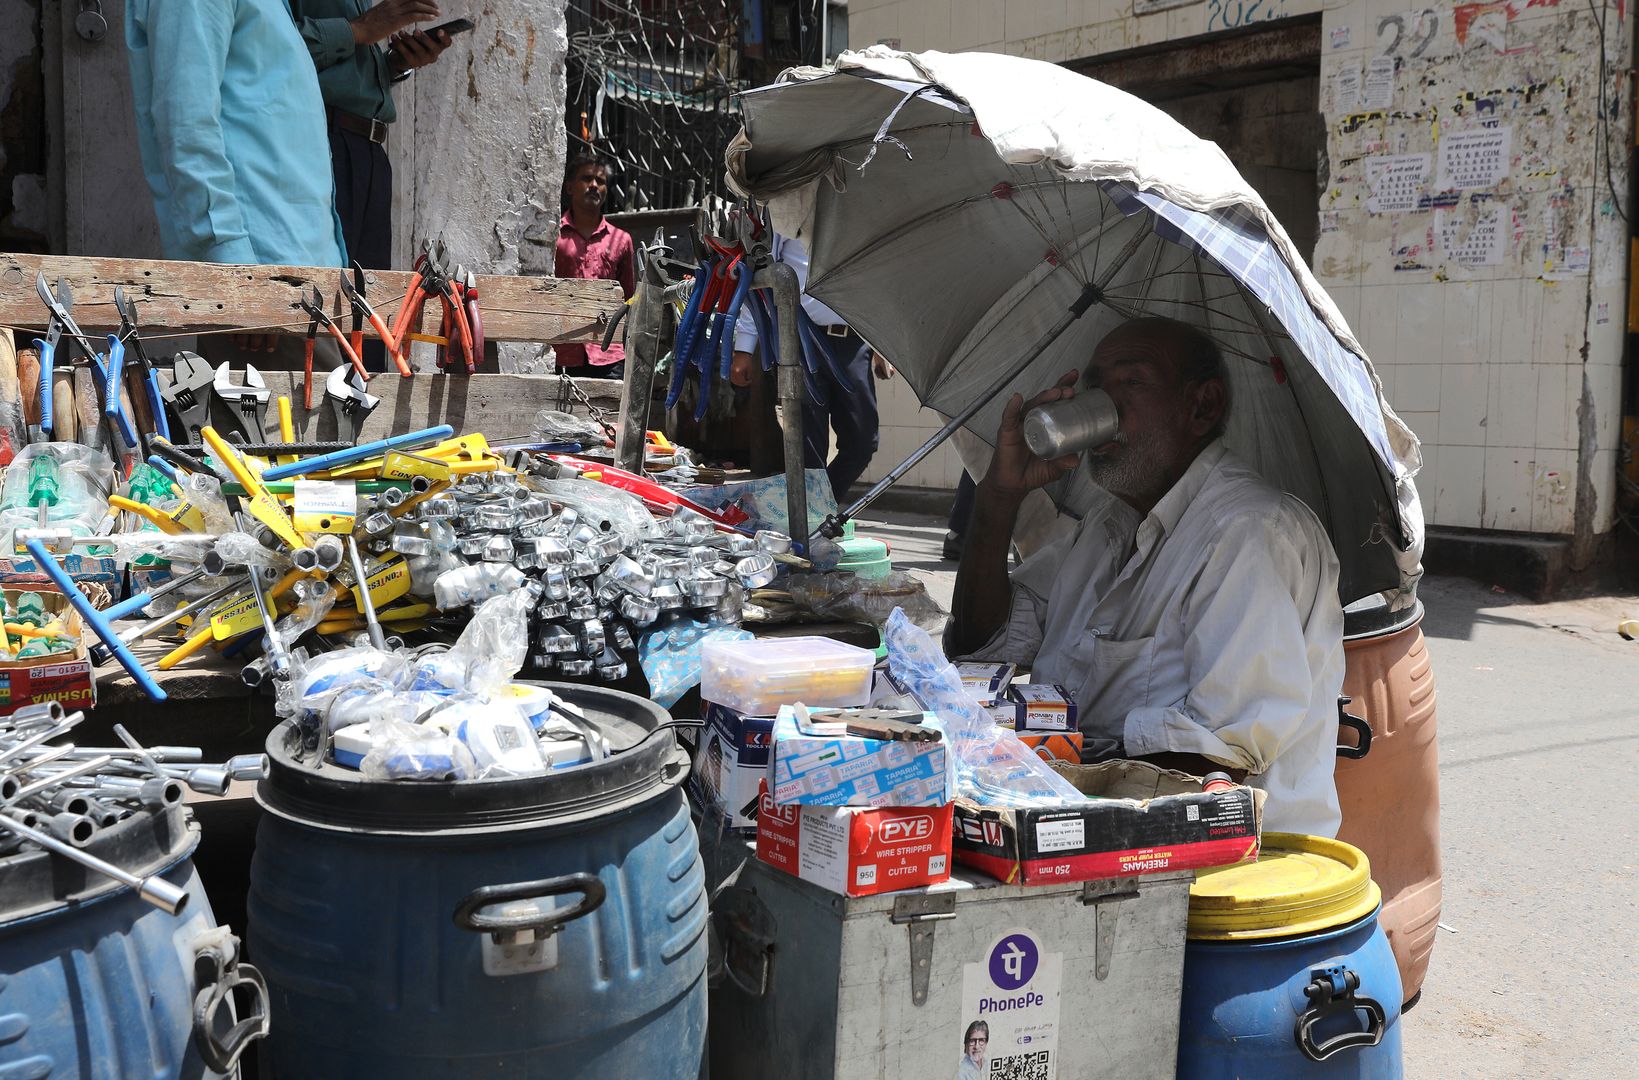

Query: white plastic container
left=699, top=636, right=875, bottom=717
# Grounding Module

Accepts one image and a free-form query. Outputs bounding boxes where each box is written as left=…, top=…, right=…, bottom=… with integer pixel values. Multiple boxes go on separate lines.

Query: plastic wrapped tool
left=785, top=571, right=947, bottom=634
left=529, top=476, right=658, bottom=547
left=432, top=563, right=527, bottom=610
left=444, top=590, right=533, bottom=696
left=639, top=619, right=754, bottom=709
left=883, top=608, right=1091, bottom=808
left=358, top=716, right=477, bottom=781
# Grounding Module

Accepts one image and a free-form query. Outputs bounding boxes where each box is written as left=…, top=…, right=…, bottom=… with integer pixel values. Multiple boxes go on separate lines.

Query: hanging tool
left=32, top=274, right=137, bottom=454
left=93, top=334, right=139, bottom=449
left=323, top=365, right=381, bottom=443
left=211, top=362, right=271, bottom=445
left=463, top=268, right=485, bottom=367
left=340, top=262, right=406, bottom=375
left=160, top=352, right=215, bottom=441
left=299, top=285, right=368, bottom=411
left=114, top=286, right=170, bottom=448
left=393, top=241, right=471, bottom=375
left=28, top=275, right=66, bottom=442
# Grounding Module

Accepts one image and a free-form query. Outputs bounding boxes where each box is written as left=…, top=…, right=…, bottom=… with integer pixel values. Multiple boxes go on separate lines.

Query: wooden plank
left=181, top=369, right=624, bottom=445
left=0, top=253, right=623, bottom=345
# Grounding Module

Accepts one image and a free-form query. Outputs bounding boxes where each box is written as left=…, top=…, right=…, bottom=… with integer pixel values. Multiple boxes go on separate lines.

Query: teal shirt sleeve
left=141, top=0, right=257, bottom=263
left=298, top=15, right=356, bottom=70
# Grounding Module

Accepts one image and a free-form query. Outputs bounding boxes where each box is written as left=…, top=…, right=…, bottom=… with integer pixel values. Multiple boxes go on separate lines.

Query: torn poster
left=1439, top=127, right=1512, bottom=189
left=1366, top=154, right=1431, bottom=213
left=1333, top=64, right=1363, bottom=112
left=1363, top=56, right=1397, bottom=110
left=1439, top=207, right=1507, bottom=266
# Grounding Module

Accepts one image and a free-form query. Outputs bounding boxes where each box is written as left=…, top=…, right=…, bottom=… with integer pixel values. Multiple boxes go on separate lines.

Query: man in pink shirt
left=554, top=153, right=636, bottom=378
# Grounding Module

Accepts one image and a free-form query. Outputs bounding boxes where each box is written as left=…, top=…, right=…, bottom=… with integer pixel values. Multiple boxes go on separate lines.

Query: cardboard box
left=954, top=760, right=1264, bottom=885
left=0, top=551, right=120, bottom=588
left=0, top=586, right=95, bottom=718
left=1010, top=682, right=1078, bottom=732
left=1016, top=731, right=1084, bottom=764
left=770, top=705, right=951, bottom=808
left=689, top=703, right=777, bottom=830
left=955, top=661, right=1015, bottom=706
left=755, top=783, right=953, bottom=897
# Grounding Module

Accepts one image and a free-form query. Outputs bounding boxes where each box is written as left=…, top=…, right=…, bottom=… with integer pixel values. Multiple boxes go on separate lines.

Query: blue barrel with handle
left=249, top=683, right=708, bottom=1078
left=0, top=802, right=268, bottom=1078
left=1177, top=833, right=1403, bottom=1078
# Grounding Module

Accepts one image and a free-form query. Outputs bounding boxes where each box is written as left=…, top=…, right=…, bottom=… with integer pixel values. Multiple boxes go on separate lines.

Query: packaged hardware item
left=1009, top=683, right=1078, bottom=732
left=699, top=636, right=874, bottom=717
left=755, top=783, right=953, bottom=897
left=954, top=661, right=1015, bottom=706
left=1016, top=731, right=1084, bottom=764
left=690, top=702, right=777, bottom=830
left=769, top=705, right=951, bottom=808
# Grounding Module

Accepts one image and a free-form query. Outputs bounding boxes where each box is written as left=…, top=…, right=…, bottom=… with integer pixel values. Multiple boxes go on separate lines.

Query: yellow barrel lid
left=1187, top=833, right=1381, bottom=941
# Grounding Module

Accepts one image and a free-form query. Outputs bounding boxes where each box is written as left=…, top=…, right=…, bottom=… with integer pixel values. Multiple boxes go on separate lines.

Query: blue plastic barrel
left=0, top=804, right=267, bottom=1078
left=249, top=684, right=708, bottom=1078
left=1177, top=834, right=1403, bottom=1079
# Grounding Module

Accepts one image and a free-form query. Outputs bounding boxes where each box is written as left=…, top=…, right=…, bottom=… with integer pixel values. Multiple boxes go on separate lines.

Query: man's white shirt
left=968, top=441, right=1346, bottom=837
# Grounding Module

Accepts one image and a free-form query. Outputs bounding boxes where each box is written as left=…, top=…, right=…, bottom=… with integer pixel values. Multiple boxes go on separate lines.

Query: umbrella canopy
left=725, top=47, right=1423, bottom=606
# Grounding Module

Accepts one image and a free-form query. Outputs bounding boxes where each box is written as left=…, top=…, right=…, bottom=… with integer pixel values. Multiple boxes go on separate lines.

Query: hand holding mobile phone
left=427, top=16, right=476, bottom=36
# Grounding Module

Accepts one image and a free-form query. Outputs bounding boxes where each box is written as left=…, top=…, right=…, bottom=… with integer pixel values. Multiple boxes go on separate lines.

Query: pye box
left=954, top=760, right=1263, bottom=885
left=755, top=783, right=953, bottom=898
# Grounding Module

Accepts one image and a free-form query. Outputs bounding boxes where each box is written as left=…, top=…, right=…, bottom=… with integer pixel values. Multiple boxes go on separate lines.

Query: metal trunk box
left=708, top=838, right=1191, bottom=1080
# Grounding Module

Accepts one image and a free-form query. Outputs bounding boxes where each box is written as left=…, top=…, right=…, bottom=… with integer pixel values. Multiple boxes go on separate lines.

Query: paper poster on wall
left=1438, top=206, right=1507, bottom=266
left=1365, top=154, right=1430, bottom=213
left=1438, top=127, right=1512, bottom=189
left=1331, top=25, right=1352, bottom=49
left=1333, top=64, right=1363, bottom=112
left=959, top=929, right=1063, bottom=1080
left=1362, top=56, right=1396, bottom=109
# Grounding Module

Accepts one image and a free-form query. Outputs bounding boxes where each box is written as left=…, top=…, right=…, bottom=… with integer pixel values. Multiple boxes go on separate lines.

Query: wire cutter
left=33, top=273, right=136, bottom=449
left=391, top=241, right=473, bottom=375
left=299, top=284, right=367, bottom=409
left=115, top=286, right=171, bottom=448
left=340, top=261, right=408, bottom=376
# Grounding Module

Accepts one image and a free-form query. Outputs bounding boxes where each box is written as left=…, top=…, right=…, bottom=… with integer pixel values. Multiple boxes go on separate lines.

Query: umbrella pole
left=754, top=261, right=809, bottom=550
left=819, top=281, right=1104, bottom=538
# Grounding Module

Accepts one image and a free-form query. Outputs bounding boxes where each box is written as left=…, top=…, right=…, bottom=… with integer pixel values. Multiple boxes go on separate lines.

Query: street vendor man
left=947, top=317, right=1345, bottom=837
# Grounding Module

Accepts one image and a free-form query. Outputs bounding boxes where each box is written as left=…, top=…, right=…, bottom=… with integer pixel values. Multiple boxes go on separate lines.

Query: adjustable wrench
left=324, top=365, right=380, bottom=442
left=212, top=363, right=270, bottom=445
left=161, top=352, right=215, bottom=441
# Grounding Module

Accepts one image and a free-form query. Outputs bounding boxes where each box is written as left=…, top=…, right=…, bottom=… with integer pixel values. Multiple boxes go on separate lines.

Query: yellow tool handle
left=276, top=397, right=298, bottom=465
left=109, top=495, right=188, bottom=535
left=158, top=568, right=306, bottom=670
left=201, top=426, right=307, bottom=552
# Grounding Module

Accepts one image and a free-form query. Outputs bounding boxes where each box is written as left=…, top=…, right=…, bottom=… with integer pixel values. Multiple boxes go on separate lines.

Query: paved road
left=858, top=509, right=1639, bottom=1076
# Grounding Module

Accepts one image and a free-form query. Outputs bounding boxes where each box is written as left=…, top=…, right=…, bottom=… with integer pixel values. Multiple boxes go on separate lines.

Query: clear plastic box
left=699, top=636, right=875, bottom=717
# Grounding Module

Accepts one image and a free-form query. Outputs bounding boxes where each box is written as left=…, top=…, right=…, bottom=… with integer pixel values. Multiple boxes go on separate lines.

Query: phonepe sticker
left=959, top=929, right=1062, bottom=1079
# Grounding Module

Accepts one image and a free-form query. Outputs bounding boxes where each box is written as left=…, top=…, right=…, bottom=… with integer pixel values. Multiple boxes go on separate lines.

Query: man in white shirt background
left=947, top=317, right=1346, bottom=837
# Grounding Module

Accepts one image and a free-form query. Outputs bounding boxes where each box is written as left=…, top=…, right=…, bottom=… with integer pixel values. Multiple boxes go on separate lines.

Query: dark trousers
left=801, top=331, right=878, bottom=506
left=949, top=471, right=976, bottom=534
left=328, top=122, right=393, bottom=372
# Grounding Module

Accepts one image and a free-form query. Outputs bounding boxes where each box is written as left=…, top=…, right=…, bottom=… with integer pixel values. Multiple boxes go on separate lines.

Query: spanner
left=212, top=362, right=271, bottom=445
left=323, top=365, right=380, bottom=442
left=160, top=352, right=215, bottom=441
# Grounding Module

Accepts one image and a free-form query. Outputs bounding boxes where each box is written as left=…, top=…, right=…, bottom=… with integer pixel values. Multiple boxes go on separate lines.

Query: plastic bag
left=285, top=646, right=408, bottom=721
left=214, top=531, right=291, bottom=570
left=678, top=468, right=836, bottom=535
left=785, top=571, right=947, bottom=634
left=530, top=476, right=658, bottom=547
left=358, top=716, right=477, bottom=781
left=425, top=695, right=547, bottom=780
left=432, top=562, right=526, bottom=610
left=532, top=409, right=608, bottom=445
left=445, top=590, right=533, bottom=696
left=884, top=608, right=1091, bottom=808
left=638, top=618, right=754, bottom=709
left=0, top=442, right=116, bottom=551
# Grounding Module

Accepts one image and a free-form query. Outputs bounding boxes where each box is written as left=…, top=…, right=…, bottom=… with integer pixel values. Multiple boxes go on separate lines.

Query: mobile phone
left=428, top=17, right=475, bottom=36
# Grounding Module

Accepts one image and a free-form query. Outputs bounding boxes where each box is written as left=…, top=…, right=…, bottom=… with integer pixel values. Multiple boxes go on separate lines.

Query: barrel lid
left=257, top=682, right=685, bottom=836
left=0, top=804, right=198, bottom=927
left=1343, top=594, right=1423, bottom=640
left=1186, top=833, right=1381, bottom=941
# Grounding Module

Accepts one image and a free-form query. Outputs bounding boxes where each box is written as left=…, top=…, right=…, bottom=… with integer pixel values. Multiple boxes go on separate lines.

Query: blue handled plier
left=116, top=285, right=172, bottom=448
left=32, top=273, right=137, bottom=449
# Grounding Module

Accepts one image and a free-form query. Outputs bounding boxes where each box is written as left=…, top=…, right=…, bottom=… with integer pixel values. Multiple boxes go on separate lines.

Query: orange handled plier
left=299, top=285, right=367, bottom=409
left=392, top=240, right=475, bottom=375
left=341, top=261, right=411, bottom=377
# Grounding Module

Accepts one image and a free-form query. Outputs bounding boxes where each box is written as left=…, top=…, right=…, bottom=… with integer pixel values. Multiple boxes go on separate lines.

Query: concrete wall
left=846, top=0, right=1633, bottom=549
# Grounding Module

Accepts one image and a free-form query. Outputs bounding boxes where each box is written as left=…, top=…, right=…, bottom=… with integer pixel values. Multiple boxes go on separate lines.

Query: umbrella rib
left=1243, top=299, right=1337, bottom=539
left=1006, top=163, right=1090, bottom=286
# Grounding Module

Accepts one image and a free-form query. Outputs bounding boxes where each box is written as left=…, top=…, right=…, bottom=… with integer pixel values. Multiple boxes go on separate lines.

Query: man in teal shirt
left=291, top=0, right=453, bottom=368
left=126, top=0, right=346, bottom=268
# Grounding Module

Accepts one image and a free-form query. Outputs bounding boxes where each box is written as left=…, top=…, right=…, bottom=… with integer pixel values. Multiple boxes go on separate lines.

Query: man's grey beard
left=1082, top=428, right=1169, bottom=500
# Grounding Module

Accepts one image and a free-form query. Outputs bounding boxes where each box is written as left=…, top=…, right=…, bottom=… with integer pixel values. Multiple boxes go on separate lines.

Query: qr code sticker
left=989, top=1050, right=1051, bottom=1079
left=1186, top=804, right=1199, bottom=822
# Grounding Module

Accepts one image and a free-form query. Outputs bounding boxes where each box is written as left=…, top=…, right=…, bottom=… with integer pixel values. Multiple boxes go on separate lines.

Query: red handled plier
left=300, top=284, right=367, bottom=409
left=340, top=261, right=409, bottom=376
left=391, top=240, right=474, bottom=375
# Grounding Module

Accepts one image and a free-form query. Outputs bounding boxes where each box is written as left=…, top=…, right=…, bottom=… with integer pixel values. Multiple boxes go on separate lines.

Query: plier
left=33, top=273, right=136, bottom=450
left=340, top=261, right=409, bottom=376
left=455, top=267, right=484, bottom=372
left=390, top=240, right=473, bottom=375
left=115, top=285, right=172, bottom=448
left=300, top=285, right=368, bottom=410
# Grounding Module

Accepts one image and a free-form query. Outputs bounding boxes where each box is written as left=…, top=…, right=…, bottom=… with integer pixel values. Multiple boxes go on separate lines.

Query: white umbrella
left=726, top=47, right=1423, bottom=606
